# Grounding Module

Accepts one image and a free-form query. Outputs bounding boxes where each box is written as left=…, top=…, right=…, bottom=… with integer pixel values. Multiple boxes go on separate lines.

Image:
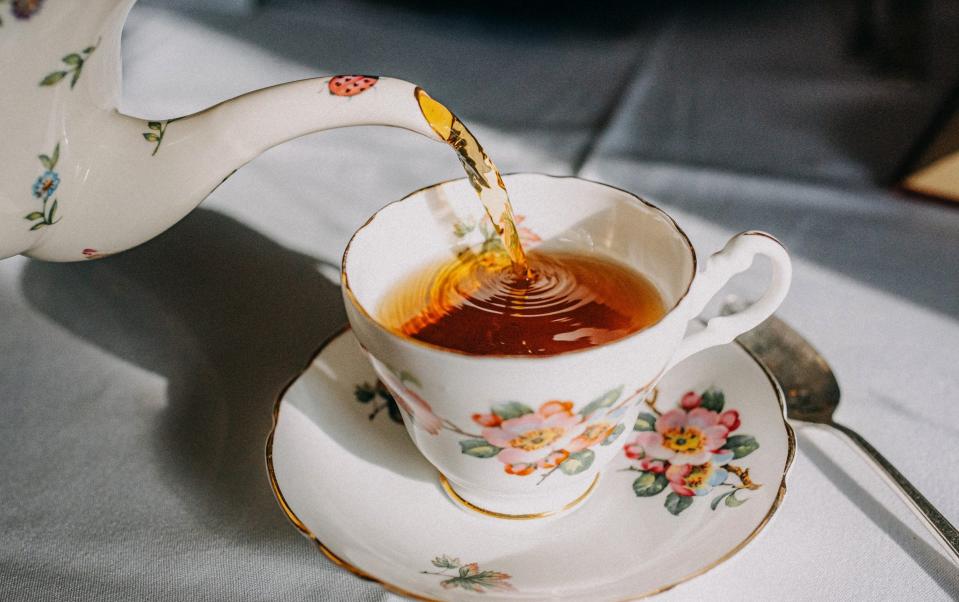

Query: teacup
left=342, top=173, right=791, bottom=518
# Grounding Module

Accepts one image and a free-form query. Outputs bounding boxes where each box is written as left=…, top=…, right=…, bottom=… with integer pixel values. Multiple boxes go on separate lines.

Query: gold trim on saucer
left=265, top=326, right=797, bottom=601
left=438, top=473, right=600, bottom=521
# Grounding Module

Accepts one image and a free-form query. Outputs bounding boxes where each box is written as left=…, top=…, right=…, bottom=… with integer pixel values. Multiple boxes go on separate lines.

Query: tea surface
left=379, top=249, right=666, bottom=356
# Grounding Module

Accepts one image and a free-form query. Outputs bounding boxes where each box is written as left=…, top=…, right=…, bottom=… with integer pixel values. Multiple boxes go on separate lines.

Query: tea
left=416, top=88, right=528, bottom=271
left=400, top=89, right=665, bottom=354
left=379, top=248, right=666, bottom=356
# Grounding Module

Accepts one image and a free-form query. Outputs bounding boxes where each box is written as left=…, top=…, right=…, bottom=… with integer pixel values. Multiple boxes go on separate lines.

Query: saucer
left=267, top=327, right=795, bottom=600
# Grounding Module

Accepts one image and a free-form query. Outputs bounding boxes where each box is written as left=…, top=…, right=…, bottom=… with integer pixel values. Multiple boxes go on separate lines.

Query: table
left=2, top=2, right=958, bottom=600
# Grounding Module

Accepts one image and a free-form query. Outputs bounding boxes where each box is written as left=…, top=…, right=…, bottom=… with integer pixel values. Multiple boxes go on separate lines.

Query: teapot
left=0, top=0, right=443, bottom=261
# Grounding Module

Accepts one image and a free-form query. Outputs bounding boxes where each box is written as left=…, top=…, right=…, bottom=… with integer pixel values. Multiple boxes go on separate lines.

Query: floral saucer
left=267, top=327, right=795, bottom=601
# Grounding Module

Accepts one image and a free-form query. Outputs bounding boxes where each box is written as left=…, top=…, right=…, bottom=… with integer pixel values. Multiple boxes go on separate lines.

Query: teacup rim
left=341, top=172, right=697, bottom=360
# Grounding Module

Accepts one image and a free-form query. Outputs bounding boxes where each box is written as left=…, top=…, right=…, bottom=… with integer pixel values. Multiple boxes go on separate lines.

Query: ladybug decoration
left=328, top=75, right=379, bottom=97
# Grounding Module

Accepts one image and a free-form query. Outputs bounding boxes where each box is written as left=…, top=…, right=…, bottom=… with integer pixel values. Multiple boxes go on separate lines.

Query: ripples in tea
left=379, top=249, right=666, bottom=356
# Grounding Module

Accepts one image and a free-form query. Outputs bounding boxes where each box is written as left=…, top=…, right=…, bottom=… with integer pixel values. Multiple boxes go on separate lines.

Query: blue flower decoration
left=32, top=170, right=59, bottom=198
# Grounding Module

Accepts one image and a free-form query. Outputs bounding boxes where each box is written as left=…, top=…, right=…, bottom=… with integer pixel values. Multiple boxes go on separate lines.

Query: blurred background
left=125, top=0, right=959, bottom=314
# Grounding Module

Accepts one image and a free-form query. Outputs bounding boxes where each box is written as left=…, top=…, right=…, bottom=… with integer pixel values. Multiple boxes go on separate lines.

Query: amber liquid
left=403, top=89, right=663, bottom=354
left=379, top=248, right=666, bottom=356
left=416, top=88, right=528, bottom=271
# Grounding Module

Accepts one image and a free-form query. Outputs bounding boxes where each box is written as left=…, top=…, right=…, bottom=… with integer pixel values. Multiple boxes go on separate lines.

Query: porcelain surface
left=268, top=327, right=795, bottom=601
left=0, top=0, right=442, bottom=262
left=341, top=174, right=791, bottom=516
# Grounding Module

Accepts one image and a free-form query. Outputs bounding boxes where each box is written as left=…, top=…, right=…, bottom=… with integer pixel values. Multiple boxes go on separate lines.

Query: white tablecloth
left=2, top=2, right=958, bottom=600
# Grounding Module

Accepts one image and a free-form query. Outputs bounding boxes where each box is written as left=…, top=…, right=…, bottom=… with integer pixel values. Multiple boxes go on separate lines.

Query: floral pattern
left=81, top=248, right=113, bottom=260
left=453, top=213, right=541, bottom=253
left=422, top=555, right=514, bottom=594
left=354, top=368, right=443, bottom=434
left=39, top=39, right=99, bottom=89
left=24, top=142, right=61, bottom=230
left=623, top=388, right=761, bottom=515
left=353, top=380, right=404, bottom=425
left=142, top=119, right=176, bottom=156
left=0, top=0, right=42, bottom=24
left=355, top=369, right=650, bottom=486
left=376, top=366, right=444, bottom=435
left=462, top=390, right=633, bottom=484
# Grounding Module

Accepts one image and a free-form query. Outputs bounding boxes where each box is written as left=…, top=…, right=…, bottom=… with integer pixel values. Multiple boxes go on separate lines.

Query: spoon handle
left=831, top=421, right=959, bottom=565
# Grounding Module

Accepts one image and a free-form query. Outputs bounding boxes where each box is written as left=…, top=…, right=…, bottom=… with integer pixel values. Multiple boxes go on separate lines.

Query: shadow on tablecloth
left=797, top=428, right=959, bottom=596
left=20, top=208, right=347, bottom=533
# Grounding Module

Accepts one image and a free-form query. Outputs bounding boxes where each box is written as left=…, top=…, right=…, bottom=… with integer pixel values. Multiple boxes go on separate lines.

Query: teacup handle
left=667, top=231, right=792, bottom=371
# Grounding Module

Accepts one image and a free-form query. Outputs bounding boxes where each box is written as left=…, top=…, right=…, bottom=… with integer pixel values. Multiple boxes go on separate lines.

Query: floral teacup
left=342, top=173, right=791, bottom=518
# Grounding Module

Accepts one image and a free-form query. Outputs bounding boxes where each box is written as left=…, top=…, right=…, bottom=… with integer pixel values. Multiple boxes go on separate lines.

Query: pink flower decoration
left=680, top=391, right=702, bottom=410
left=719, top=409, right=740, bottom=432
left=666, top=461, right=729, bottom=497
left=639, top=457, right=667, bottom=474
left=566, top=421, right=615, bottom=453
left=626, top=407, right=730, bottom=466
left=379, top=372, right=443, bottom=435
left=82, top=248, right=110, bottom=260
left=514, top=214, right=542, bottom=247
left=623, top=439, right=645, bottom=460
left=480, top=401, right=586, bottom=473
left=471, top=413, right=502, bottom=427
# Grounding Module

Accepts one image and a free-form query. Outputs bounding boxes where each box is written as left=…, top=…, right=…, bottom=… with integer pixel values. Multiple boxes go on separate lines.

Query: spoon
left=720, top=299, right=959, bottom=566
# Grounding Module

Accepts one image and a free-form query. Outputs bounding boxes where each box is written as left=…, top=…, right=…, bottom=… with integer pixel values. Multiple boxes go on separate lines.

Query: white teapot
left=0, top=0, right=442, bottom=261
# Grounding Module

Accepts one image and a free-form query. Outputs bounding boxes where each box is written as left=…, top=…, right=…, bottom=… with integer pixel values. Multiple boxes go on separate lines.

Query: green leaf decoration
left=24, top=212, right=44, bottom=221
left=632, top=471, right=668, bottom=497
left=578, top=385, right=624, bottom=417
left=559, top=449, right=595, bottom=475
left=491, top=401, right=533, bottom=420
left=148, top=121, right=163, bottom=131
left=40, top=71, right=68, bottom=86
left=82, top=46, right=97, bottom=54
left=602, top=423, right=625, bottom=445
left=143, top=133, right=160, bottom=142
left=710, top=490, right=735, bottom=510
left=70, top=70, right=81, bottom=89
left=374, top=383, right=395, bottom=404
left=722, top=434, right=759, bottom=459
left=353, top=383, right=375, bottom=403
left=700, top=387, right=725, bottom=412
left=397, top=370, right=420, bottom=387
left=442, top=569, right=512, bottom=593
left=665, top=492, right=693, bottom=516
left=725, top=490, right=748, bottom=507
left=30, top=222, right=46, bottom=231
left=431, top=555, right=461, bottom=569
left=634, top=412, right=657, bottom=432
left=452, top=220, right=475, bottom=238
left=459, top=439, right=502, bottom=458
left=48, top=199, right=58, bottom=222
left=38, top=155, right=52, bottom=170
left=62, top=54, right=82, bottom=66
left=51, top=143, right=60, bottom=167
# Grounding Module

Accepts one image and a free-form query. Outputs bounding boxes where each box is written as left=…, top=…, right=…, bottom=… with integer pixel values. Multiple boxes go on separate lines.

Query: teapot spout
left=24, top=77, right=445, bottom=262
left=176, top=75, right=445, bottom=173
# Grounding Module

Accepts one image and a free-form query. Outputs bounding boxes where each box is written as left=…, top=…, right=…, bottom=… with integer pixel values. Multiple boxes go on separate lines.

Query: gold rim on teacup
left=340, top=172, right=697, bottom=360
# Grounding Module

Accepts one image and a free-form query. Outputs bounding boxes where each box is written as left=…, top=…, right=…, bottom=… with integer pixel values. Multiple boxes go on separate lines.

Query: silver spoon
left=721, top=299, right=959, bottom=566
